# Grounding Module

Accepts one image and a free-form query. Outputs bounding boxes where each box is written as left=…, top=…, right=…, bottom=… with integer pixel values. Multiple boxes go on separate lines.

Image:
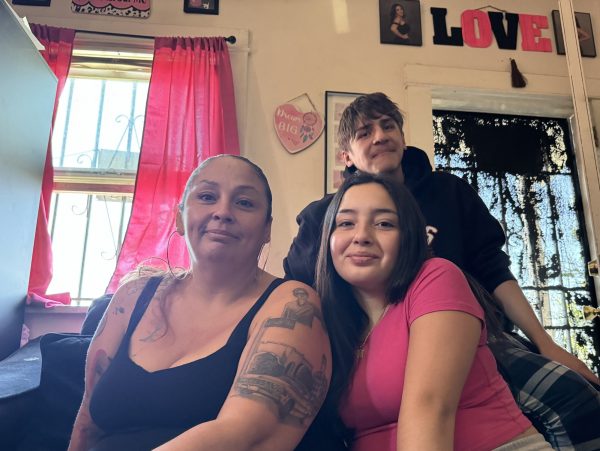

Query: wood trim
left=53, top=169, right=135, bottom=195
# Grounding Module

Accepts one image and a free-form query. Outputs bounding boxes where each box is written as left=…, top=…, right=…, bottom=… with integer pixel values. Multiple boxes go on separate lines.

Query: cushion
left=0, top=337, right=42, bottom=400
left=490, top=335, right=600, bottom=450
left=81, top=294, right=113, bottom=335
left=16, top=333, right=91, bottom=451
left=0, top=338, right=43, bottom=449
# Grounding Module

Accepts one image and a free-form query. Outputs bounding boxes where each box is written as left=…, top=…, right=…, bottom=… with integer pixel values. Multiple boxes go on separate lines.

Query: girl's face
left=395, top=5, right=404, bottom=16
left=330, top=183, right=400, bottom=296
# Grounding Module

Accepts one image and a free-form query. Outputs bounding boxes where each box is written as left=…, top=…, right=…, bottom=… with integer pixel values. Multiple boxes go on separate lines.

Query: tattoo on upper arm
left=93, top=279, right=143, bottom=337
left=233, top=288, right=329, bottom=427
left=266, top=288, right=326, bottom=331
left=126, top=278, right=145, bottom=296
left=94, top=304, right=126, bottom=338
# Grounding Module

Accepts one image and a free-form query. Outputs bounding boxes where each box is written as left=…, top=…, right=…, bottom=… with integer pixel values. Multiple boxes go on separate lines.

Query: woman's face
left=330, top=183, right=400, bottom=295
left=395, top=5, right=404, bottom=16
left=177, top=157, right=271, bottom=265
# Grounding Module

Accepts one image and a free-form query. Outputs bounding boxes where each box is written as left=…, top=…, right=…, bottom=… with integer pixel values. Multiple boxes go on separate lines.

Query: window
left=433, top=110, right=600, bottom=372
left=47, top=34, right=152, bottom=303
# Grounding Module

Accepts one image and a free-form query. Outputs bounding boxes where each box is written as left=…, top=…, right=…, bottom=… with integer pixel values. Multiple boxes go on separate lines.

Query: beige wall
left=14, top=0, right=600, bottom=278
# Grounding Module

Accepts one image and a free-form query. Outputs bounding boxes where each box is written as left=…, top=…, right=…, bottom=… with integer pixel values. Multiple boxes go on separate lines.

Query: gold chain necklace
left=356, top=304, right=390, bottom=359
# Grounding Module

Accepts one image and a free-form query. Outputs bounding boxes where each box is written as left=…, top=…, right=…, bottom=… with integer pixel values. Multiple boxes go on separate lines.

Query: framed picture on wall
left=379, top=0, right=422, bottom=46
left=325, top=91, right=363, bottom=194
left=12, top=0, right=51, bottom=6
left=552, top=10, right=596, bottom=58
left=71, top=0, right=150, bottom=18
left=184, top=0, right=218, bottom=15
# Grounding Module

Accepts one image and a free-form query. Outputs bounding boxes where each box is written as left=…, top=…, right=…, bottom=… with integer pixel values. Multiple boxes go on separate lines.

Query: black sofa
left=0, top=293, right=342, bottom=451
left=2, top=294, right=599, bottom=451
left=0, top=295, right=112, bottom=451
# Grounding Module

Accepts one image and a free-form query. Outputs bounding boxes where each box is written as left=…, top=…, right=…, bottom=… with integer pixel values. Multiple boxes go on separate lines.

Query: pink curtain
left=107, top=36, right=240, bottom=292
left=28, top=24, right=75, bottom=306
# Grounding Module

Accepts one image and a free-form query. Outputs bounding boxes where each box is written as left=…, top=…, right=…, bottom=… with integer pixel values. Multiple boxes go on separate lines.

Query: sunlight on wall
left=332, top=0, right=350, bottom=34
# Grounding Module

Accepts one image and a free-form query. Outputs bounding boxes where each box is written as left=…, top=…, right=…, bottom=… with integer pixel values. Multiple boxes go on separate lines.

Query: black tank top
left=90, top=276, right=285, bottom=434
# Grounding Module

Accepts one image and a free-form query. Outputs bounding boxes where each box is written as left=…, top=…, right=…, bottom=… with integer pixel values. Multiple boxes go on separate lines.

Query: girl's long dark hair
left=315, top=173, right=429, bottom=408
left=463, top=272, right=504, bottom=341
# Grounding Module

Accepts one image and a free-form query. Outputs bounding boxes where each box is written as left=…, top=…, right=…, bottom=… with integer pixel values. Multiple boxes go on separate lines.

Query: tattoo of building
left=235, top=288, right=328, bottom=426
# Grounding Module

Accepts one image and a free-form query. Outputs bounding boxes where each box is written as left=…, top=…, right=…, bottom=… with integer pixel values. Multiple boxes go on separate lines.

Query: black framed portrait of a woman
left=184, top=0, right=219, bottom=15
left=379, top=0, right=422, bottom=46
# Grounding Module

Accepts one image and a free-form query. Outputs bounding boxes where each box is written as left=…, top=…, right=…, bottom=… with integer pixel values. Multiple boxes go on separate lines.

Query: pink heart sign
left=274, top=103, right=324, bottom=154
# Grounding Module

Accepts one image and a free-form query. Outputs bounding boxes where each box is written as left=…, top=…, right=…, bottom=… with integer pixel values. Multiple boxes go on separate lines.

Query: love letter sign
left=274, top=103, right=324, bottom=154
left=431, top=8, right=552, bottom=52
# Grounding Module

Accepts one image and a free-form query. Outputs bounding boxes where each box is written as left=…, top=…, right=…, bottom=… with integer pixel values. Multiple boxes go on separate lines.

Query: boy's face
left=342, top=114, right=405, bottom=176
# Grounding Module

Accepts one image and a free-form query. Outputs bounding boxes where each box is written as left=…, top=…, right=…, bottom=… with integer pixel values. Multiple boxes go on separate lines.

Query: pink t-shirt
left=339, top=258, right=531, bottom=451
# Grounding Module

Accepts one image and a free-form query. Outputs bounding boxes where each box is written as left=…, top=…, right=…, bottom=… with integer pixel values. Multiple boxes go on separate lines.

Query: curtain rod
left=74, top=29, right=237, bottom=45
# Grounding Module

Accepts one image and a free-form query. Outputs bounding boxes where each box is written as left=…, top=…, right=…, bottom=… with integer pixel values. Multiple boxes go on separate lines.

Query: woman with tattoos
left=315, top=173, right=551, bottom=450
left=68, top=155, right=331, bottom=451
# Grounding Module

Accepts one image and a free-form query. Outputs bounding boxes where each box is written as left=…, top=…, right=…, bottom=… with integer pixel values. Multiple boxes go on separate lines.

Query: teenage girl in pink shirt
left=315, top=173, right=551, bottom=451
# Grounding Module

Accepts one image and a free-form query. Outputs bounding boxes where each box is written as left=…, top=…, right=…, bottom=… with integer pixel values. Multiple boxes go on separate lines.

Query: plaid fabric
left=490, top=336, right=600, bottom=451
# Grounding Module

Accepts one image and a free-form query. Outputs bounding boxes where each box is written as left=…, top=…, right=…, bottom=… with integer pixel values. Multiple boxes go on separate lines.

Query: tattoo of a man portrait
left=265, top=288, right=325, bottom=331
left=234, top=290, right=328, bottom=426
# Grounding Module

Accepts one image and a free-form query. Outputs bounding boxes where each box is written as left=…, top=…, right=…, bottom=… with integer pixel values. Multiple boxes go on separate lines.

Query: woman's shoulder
left=111, top=273, right=167, bottom=309
left=419, top=257, right=464, bottom=279
left=403, top=258, right=483, bottom=321
left=266, top=279, right=321, bottom=307
left=257, top=278, right=324, bottom=327
left=257, top=272, right=318, bottom=299
left=405, top=258, right=469, bottom=299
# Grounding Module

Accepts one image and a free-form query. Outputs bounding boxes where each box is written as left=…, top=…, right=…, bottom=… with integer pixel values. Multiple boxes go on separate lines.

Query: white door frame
left=404, top=65, right=600, bottom=301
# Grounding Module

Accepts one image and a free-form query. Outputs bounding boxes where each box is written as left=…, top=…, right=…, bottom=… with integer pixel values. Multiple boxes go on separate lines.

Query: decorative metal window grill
left=52, top=78, right=146, bottom=172
left=433, top=110, right=599, bottom=373
left=48, top=77, right=148, bottom=302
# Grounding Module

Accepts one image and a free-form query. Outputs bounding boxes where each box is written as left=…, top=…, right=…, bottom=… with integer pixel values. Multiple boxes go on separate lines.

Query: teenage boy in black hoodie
left=284, top=92, right=599, bottom=385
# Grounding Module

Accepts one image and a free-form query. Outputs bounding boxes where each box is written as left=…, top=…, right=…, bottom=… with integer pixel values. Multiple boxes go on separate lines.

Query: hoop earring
left=258, top=242, right=271, bottom=271
left=167, top=230, right=189, bottom=280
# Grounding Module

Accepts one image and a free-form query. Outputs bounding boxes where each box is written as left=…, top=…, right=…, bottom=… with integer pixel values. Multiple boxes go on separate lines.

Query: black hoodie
left=283, top=146, right=515, bottom=293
